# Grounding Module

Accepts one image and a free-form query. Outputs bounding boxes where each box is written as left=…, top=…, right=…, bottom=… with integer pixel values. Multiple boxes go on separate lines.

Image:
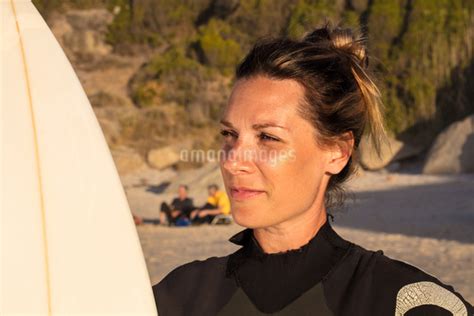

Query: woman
left=153, top=25, right=473, bottom=315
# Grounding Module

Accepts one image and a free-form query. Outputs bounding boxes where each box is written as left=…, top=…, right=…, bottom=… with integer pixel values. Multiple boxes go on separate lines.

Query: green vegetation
left=286, top=0, right=340, bottom=38
left=105, top=0, right=209, bottom=52
left=33, top=0, right=474, bottom=146
left=196, top=19, right=242, bottom=74
left=368, top=0, right=474, bottom=137
left=130, top=47, right=212, bottom=108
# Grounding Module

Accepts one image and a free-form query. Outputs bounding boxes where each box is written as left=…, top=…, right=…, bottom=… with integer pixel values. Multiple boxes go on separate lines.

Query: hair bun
left=304, top=25, right=369, bottom=68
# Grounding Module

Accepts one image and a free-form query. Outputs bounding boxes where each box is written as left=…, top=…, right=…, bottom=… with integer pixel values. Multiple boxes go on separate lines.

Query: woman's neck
left=252, top=206, right=328, bottom=254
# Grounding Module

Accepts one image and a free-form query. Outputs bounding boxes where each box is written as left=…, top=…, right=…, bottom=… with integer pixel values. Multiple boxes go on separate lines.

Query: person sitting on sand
left=190, top=184, right=231, bottom=224
left=159, top=184, right=195, bottom=226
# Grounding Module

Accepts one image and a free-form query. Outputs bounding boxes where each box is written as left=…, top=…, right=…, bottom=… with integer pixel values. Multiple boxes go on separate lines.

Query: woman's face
left=219, top=75, right=339, bottom=229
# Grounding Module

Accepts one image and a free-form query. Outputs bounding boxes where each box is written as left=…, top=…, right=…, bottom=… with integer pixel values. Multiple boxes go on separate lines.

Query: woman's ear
left=325, top=132, right=354, bottom=175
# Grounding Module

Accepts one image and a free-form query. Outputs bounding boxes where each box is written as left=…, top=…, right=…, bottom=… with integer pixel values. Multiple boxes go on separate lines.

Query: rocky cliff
left=33, top=0, right=474, bottom=173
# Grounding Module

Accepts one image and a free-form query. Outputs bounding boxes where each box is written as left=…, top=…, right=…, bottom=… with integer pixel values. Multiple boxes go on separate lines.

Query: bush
left=196, top=19, right=242, bottom=74
left=131, top=47, right=214, bottom=108
left=371, top=0, right=474, bottom=136
left=105, top=0, right=209, bottom=52
left=286, top=0, right=340, bottom=38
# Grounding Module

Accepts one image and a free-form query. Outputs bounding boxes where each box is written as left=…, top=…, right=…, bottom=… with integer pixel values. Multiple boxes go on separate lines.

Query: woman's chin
left=232, top=208, right=261, bottom=228
left=231, top=207, right=275, bottom=229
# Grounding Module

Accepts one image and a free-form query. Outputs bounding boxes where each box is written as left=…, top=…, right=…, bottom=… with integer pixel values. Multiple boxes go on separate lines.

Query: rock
left=147, top=146, right=181, bottom=170
left=111, top=147, right=147, bottom=175
left=392, top=142, right=424, bottom=162
left=423, top=115, right=474, bottom=174
left=358, top=135, right=404, bottom=170
left=358, top=134, right=425, bottom=170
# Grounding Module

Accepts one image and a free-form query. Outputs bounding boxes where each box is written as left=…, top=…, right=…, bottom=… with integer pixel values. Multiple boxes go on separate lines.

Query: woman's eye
left=220, top=129, right=237, bottom=139
left=259, top=133, right=279, bottom=142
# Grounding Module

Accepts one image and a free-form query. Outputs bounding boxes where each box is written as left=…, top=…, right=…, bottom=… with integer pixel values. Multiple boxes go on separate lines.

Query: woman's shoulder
left=325, top=242, right=473, bottom=315
left=152, top=256, right=237, bottom=315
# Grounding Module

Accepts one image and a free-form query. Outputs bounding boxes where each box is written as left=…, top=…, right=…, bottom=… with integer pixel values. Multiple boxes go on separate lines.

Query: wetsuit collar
left=227, top=215, right=350, bottom=270
left=225, top=215, right=352, bottom=313
left=228, top=214, right=343, bottom=250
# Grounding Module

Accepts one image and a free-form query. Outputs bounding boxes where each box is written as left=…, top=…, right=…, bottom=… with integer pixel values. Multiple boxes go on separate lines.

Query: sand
left=127, top=167, right=474, bottom=304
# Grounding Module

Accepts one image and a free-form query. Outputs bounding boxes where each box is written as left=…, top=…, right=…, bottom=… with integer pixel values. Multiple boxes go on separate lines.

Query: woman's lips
left=230, top=188, right=265, bottom=200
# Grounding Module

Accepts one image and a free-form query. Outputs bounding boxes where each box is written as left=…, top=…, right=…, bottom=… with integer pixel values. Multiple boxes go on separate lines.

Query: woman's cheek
left=264, top=148, right=296, bottom=168
left=263, top=149, right=301, bottom=197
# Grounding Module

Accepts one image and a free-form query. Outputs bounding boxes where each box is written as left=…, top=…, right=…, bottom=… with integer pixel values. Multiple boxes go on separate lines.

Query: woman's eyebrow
left=220, top=120, right=287, bottom=131
left=252, top=122, right=287, bottom=130
left=219, top=119, right=234, bottom=128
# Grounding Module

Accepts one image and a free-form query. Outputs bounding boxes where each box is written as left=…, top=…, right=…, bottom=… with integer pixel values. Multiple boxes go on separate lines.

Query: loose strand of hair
left=350, top=60, right=388, bottom=157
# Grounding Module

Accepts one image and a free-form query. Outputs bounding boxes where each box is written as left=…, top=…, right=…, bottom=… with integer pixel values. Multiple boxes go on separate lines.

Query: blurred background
left=33, top=0, right=473, bottom=302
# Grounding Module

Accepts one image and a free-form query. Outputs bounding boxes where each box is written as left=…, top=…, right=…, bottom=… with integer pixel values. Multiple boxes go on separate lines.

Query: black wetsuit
left=153, top=218, right=473, bottom=315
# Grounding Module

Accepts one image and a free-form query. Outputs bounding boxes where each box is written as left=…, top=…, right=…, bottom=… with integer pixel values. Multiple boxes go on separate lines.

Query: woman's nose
left=220, top=140, right=255, bottom=175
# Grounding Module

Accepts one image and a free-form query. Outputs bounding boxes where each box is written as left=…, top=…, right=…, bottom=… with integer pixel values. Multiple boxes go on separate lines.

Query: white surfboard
left=1, top=0, right=157, bottom=314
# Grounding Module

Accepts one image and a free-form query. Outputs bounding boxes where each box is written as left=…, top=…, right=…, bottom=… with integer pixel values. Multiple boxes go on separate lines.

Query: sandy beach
left=126, top=167, right=474, bottom=304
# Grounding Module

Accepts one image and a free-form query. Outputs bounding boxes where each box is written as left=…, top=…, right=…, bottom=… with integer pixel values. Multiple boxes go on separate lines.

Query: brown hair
left=235, top=24, right=386, bottom=208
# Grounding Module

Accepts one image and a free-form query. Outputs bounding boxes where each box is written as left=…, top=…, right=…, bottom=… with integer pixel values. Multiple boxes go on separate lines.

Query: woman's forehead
left=229, top=76, right=303, bottom=105
left=224, top=76, right=305, bottom=123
